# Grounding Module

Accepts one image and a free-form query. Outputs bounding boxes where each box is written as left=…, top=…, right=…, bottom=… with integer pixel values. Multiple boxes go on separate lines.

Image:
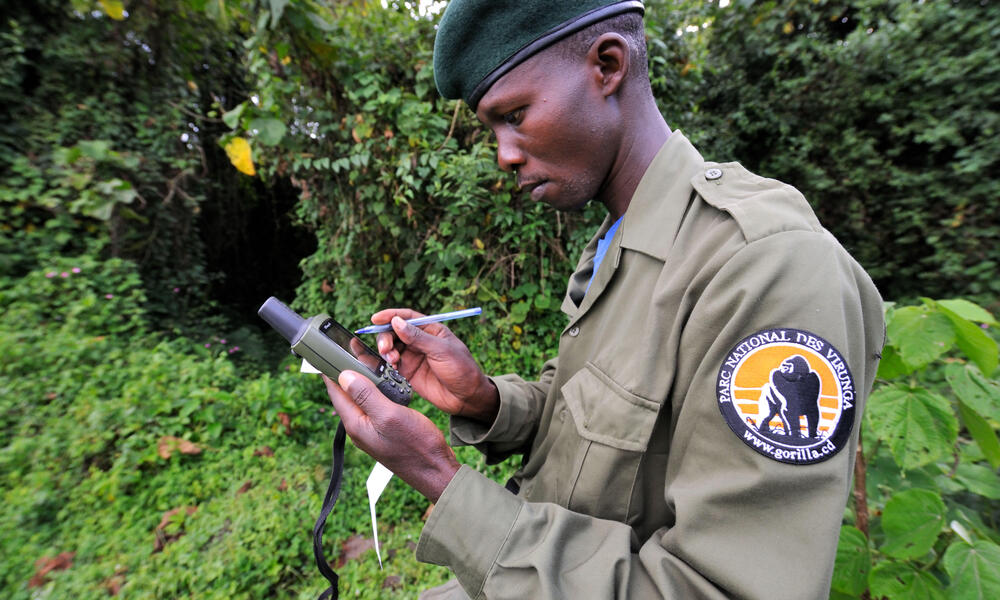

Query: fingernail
left=339, top=371, right=357, bottom=389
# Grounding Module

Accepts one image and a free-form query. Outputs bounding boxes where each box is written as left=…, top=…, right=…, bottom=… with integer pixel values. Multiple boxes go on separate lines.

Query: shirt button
left=568, top=326, right=580, bottom=337
left=559, top=408, right=567, bottom=421
left=705, top=167, right=723, bottom=181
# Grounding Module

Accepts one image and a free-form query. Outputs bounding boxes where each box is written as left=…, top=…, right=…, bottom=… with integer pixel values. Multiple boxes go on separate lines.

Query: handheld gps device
left=258, top=297, right=412, bottom=405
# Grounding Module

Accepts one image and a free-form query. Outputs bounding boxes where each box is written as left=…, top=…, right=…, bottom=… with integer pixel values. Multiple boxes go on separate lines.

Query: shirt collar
left=619, top=131, right=706, bottom=261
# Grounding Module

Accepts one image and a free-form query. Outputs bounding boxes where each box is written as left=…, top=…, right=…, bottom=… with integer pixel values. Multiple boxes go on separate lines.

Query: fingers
left=322, top=373, right=367, bottom=428
left=372, top=308, right=427, bottom=364
left=373, top=310, right=451, bottom=367
left=370, top=307, right=425, bottom=325
left=322, top=371, right=461, bottom=503
left=391, top=315, right=449, bottom=352
left=326, top=371, right=391, bottom=422
left=376, top=330, right=400, bottom=357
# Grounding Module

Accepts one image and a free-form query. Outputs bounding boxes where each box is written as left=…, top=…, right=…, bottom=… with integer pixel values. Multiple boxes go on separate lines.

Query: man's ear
left=588, top=32, right=629, bottom=97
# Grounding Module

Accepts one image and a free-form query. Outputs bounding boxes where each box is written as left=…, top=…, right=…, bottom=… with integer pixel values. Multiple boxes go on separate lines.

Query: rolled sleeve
left=449, top=361, right=555, bottom=462
left=416, top=465, right=524, bottom=598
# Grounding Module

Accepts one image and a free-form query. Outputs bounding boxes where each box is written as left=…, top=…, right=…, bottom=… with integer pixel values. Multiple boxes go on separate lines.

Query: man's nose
left=495, top=131, right=525, bottom=173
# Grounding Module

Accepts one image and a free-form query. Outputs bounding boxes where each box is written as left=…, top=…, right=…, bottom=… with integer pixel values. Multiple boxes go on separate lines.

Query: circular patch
left=716, top=328, right=856, bottom=465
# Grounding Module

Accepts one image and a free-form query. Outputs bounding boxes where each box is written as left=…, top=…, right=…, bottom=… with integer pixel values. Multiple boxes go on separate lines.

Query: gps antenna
left=258, top=297, right=308, bottom=345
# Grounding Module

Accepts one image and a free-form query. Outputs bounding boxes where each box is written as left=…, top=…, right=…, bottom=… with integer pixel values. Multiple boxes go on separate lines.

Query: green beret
left=433, top=0, right=645, bottom=110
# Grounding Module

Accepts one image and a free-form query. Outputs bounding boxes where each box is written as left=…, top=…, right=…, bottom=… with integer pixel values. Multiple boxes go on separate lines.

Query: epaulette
left=690, top=162, right=823, bottom=244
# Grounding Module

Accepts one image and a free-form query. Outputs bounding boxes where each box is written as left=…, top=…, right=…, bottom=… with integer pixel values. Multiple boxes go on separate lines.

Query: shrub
left=832, top=299, right=1000, bottom=599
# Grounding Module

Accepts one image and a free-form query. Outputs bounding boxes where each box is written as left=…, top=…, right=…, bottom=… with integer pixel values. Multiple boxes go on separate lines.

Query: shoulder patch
left=716, top=328, right=855, bottom=465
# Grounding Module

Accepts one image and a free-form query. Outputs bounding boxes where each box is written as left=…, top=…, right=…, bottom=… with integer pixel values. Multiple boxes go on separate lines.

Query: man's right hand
left=369, top=308, right=499, bottom=423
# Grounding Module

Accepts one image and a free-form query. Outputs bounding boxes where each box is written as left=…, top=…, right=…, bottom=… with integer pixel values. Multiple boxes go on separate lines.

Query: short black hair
left=553, top=12, right=649, bottom=83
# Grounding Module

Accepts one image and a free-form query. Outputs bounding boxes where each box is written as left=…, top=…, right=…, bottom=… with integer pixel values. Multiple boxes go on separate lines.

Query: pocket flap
left=561, top=363, right=660, bottom=452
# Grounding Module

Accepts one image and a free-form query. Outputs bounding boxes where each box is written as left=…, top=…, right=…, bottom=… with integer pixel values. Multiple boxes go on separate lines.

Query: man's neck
left=599, top=105, right=672, bottom=220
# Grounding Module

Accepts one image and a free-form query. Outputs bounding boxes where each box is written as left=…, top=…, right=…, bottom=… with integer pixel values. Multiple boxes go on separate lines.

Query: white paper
left=300, top=359, right=322, bottom=374
left=366, top=462, right=394, bottom=568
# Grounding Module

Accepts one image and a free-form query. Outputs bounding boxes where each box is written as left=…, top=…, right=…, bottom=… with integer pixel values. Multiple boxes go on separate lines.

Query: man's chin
left=545, top=196, right=593, bottom=213
left=533, top=186, right=592, bottom=212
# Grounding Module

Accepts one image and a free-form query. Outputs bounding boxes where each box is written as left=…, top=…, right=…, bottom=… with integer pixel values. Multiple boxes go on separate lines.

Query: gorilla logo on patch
left=716, top=329, right=855, bottom=465
left=760, top=355, right=821, bottom=438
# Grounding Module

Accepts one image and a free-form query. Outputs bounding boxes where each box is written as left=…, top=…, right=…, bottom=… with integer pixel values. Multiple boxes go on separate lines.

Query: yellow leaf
left=99, top=0, right=125, bottom=20
left=783, top=21, right=795, bottom=34
left=281, top=55, right=292, bottom=65
left=474, top=238, right=484, bottom=250
left=224, top=137, right=256, bottom=176
left=513, top=325, right=523, bottom=335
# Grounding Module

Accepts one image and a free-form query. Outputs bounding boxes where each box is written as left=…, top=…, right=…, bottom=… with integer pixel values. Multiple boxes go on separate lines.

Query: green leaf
left=869, top=560, right=947, bottom=600
left=957, top=400, right=1000, bottom=469
left=77, top=139, right=113, bottom=160
left=222, top=103, right=246, bottom=129
left=943, top=540, right=1000, bottom=600
left=887, top=305, right=955, bottom=369
left=867, top=384, right=959, bottom=471
left=249, top=118, right=287, bottom=146
left=509, top=300, right=530, bottom=324
left=880, top=488, right=947, bottom=559
left=938, top=304, right=999, bottom=375
left=306, top=11, right=336, bottom=32
left=937, top=299, right=999, bottom=327
left=877, top=345, right=914, bottom=379
left=269, top=0, right=289, bottom=28
left=947, top=364, right=1000, bottom=423
left=832, top=525, right=870, bottom=595
left=953, top=462, right=1000, bottom=500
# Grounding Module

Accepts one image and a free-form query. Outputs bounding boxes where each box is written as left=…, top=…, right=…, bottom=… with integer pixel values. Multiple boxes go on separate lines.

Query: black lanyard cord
left=313, top=421, right=347, bottom=600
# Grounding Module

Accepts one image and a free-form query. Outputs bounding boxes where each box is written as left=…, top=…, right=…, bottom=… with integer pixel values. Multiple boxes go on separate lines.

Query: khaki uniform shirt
left=415, top=132, right=884, bottom=599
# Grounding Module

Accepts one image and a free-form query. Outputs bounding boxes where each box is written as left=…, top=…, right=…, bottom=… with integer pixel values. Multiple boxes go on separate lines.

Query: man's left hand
left=323, top=371, right=461, bottom=503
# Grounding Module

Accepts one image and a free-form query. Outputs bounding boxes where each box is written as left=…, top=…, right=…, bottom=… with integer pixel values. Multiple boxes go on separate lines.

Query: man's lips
left=517, top=179, right=546, bottom=195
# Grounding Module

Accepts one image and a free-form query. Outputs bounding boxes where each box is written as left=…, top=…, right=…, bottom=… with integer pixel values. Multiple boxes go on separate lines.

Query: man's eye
left=502, top=109, right=524, bottom=125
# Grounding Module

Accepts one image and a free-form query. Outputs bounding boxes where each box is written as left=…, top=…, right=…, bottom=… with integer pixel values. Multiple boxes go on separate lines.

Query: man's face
left=475, top=49, right=619, bottom=211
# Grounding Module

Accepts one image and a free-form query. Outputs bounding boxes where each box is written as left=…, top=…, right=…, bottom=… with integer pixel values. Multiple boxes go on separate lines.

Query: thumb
left=338, top=370, right=390, bottom=418
left=391, top=315, right=445, bottom=353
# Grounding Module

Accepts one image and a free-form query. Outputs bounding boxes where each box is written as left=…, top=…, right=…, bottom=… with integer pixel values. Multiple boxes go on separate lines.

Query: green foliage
left=831, top=299, right=1000, bottom=599
left=685, top=0, right=1000, bottom=302
left=0, top=0, right=287, bottom=331
left=0, top=257, right=459, bottom=598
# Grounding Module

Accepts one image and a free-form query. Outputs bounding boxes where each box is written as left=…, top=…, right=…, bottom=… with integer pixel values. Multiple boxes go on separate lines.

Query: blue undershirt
left=586, top=215, right=623, bottom=293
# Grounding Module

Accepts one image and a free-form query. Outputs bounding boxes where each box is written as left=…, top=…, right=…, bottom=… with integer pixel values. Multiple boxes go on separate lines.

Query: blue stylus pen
left=354, top=307, right=482, bottom=334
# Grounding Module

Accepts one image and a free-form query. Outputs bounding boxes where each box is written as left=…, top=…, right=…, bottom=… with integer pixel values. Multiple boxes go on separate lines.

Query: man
left=323, top=1, right=884, bottom=598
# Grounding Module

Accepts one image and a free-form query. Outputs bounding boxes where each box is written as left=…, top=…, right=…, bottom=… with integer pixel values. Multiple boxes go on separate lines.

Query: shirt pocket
left=561, top=362, right=661, bottom=523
